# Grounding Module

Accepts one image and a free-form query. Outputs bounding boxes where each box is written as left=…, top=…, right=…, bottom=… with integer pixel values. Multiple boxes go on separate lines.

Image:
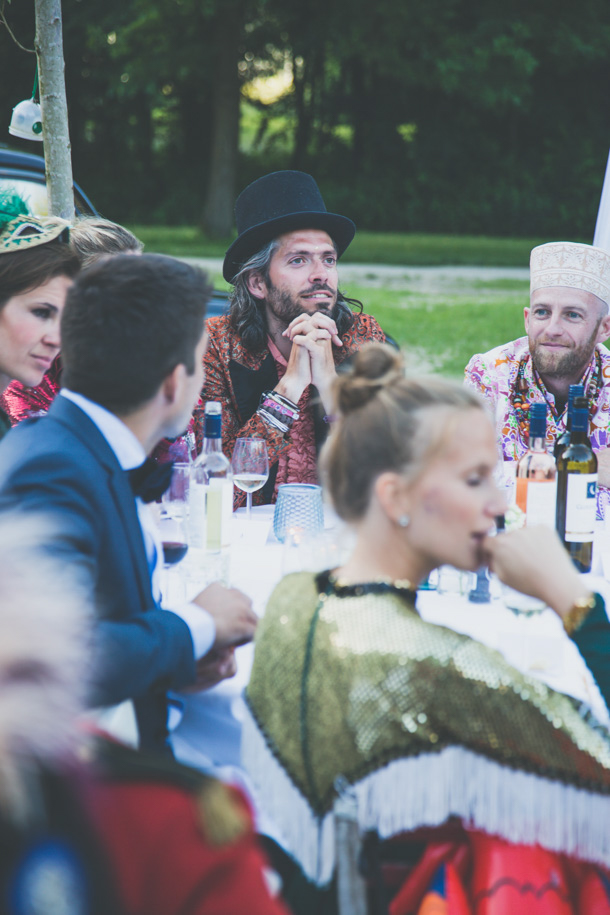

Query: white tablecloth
left=169, top=507, right=284, bottom=834
left=169, top=508, right=610, bottom=833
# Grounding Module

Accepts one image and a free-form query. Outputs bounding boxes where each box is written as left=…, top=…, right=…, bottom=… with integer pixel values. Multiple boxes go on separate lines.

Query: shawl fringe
left=242, top=707, right=610, bottom=886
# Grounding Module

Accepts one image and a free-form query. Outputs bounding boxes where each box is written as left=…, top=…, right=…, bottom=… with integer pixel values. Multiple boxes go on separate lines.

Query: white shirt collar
left=60, top=389, right=146, bottom=471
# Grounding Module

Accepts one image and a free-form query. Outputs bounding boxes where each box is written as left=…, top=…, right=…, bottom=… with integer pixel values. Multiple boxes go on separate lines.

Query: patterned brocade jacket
left=194, top=312, right=385, bottom=505
left=465, top=335, right=610, bottom=518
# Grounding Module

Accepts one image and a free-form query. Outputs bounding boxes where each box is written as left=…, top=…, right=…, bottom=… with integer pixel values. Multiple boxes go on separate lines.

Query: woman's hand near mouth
left=482, top=526, right=591, bottom=618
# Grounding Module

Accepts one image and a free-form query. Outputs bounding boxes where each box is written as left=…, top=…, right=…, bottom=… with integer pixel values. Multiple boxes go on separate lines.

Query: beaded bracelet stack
left=257, top=390, right=300, bottom=434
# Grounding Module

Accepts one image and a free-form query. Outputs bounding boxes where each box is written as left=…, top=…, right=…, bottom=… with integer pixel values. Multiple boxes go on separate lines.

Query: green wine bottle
left=555, top=396, right=597, bottom=573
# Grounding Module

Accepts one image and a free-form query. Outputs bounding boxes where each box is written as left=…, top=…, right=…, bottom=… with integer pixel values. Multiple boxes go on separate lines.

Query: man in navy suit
left=0, top=254, right=257, bottom=752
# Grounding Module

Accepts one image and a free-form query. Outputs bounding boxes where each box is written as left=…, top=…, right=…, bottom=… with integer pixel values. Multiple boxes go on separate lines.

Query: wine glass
left=162, top=462, right=190, bottom=521
left=231, top=438, right=269, bottom=520
left=157, top=512, right=189, bottom=605
left=159, top=463, right=190, bottom=603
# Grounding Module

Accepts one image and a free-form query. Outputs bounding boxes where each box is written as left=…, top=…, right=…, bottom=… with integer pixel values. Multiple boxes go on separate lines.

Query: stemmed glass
left=159, top=515, right=189, bottom=569
left=231, top=438, right=269, bottom=520
left=159, top=463, right=190, bottom=602
left=162, top=462, right=190, bottom=522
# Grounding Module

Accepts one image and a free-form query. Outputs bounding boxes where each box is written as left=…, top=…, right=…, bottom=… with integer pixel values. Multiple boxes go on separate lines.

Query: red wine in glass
left=162, top=541, right=188, bottom=566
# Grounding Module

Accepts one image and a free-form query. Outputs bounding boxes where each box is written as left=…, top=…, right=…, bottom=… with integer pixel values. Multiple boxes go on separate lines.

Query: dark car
left=0, top=146, right=98, bottom=217
left=0, top=146, right=229, bottom=317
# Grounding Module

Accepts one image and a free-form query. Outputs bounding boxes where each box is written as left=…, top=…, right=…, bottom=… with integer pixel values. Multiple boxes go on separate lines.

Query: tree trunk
left=201, top=6, right=241, bottom=239
left=34, top=0, right=74, bottom=221
left=292, top=53, right=310, bottom=170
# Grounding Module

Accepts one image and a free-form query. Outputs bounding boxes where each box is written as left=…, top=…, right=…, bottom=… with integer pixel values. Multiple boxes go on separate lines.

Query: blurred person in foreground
left=0, top=201, right=80, bottom=438
left=465, top=241, right=610, bottom=518
left=0, top=255, right=257, bottom=754
left=244, top=344, right=610, bottom=914
left=0, top=514, right=287, bottom=915
left=195, top=169, right=384, bottom=505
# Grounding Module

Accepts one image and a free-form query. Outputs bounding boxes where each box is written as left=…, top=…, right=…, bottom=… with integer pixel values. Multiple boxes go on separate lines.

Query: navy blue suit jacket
left=0, top=396, right=196, bottom=751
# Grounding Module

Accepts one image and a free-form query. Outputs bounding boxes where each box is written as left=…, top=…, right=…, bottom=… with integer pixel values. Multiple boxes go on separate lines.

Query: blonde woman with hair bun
left=244, top=342, right=610, bottom=914
left=69, top=216, right=143, bottom=268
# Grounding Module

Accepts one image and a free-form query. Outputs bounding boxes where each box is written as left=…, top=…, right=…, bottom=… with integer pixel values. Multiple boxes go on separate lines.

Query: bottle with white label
left=515, top=402, right=557, bottom=528
left=190, top=402, right=233, bottom=553
left=555, top=396, right=597, bottom=573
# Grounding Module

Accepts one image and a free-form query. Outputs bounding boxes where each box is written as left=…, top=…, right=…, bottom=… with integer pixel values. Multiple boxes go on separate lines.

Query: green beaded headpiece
left=0, top=191, right=70, bottom=255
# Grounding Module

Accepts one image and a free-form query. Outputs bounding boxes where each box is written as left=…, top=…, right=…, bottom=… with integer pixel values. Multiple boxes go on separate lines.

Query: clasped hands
left=278, top=312, right=342, bottom=412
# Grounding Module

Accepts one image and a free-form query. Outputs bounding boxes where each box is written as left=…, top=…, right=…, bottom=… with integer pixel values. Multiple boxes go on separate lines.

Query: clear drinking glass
left=436, top=565, right=473, bottom=595
left=159, top=464, right=190, bottom=600
left=231, top=438, right=269, bottom=520
left=157, top=513, right=189, bottom=605
left=273, top=484, right=324, bottom=543
left=162, top=462, right=190, bottom=521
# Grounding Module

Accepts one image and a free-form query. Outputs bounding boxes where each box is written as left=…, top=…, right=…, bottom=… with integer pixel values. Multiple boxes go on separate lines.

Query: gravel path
left=181, top=257, right=529, bottom=293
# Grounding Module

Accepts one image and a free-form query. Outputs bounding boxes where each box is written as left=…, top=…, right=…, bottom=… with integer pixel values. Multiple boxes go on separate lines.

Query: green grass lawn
left=129, top=225, right=564, bottom=267
left=346, top=233, right=549, bottom=267
left=128, top=225, right=555, bottom=379
left=128, top=225, right=232, bottom=259
left=348, top=283, right=528, bottom=379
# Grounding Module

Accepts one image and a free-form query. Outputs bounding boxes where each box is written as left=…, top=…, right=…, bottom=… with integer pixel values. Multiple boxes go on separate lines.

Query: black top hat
left=222, top=170, right=356, bottom=283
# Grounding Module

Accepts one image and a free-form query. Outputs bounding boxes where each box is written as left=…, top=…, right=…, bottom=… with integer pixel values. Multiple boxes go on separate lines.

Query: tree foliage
left=1, top=0, right=609, bottom=237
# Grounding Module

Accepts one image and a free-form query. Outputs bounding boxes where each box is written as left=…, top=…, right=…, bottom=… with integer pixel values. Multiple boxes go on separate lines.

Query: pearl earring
left=398, top=515, right=410, bottom=528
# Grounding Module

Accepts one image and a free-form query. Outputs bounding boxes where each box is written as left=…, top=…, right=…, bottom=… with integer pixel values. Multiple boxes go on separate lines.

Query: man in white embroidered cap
left=465, top=241, right=610, bottom=517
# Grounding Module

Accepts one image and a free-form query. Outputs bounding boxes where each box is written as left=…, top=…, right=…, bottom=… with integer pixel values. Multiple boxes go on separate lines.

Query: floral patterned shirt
left=464, top=336, right=610, bottom=518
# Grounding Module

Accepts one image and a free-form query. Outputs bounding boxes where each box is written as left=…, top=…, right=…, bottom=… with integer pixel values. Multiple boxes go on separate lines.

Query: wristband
left=260, top=396, right=295, bottom=419
left=257, top=407, right=289, bottom=435
left=257, top=390, right=300, bottom=432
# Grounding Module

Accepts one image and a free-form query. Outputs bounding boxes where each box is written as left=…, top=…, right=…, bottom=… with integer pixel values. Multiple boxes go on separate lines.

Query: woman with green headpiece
left=0, top=195, right=80, bottom=438
left=1, top=215, right=143, bottom=427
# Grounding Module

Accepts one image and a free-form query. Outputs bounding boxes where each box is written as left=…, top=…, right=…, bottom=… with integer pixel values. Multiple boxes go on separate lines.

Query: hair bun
left=335, top=343, right=404, bottom=413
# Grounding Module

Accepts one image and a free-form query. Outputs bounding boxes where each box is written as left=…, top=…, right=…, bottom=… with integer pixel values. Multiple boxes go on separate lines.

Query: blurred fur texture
left=0, top=513, right=91, bottom=824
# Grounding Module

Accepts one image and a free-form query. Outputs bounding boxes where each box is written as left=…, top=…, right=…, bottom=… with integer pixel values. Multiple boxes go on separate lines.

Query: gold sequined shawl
left=243, top=571, right=610, bottom=884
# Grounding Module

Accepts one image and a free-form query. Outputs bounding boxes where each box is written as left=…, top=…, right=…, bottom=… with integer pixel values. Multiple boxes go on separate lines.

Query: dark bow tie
left=128, top=459, right=174, bottom=503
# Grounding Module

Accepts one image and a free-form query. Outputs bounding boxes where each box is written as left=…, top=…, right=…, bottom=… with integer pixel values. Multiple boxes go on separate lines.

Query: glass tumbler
left=273, top=483, right=324, bottom=544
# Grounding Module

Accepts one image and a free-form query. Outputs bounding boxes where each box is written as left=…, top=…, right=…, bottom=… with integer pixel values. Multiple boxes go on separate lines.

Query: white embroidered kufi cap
left=530, top=241, right=610, bottom=307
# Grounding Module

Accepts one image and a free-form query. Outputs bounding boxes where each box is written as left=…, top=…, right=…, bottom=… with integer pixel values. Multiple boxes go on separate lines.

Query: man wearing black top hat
left=193, top=170, right=384, bottom=504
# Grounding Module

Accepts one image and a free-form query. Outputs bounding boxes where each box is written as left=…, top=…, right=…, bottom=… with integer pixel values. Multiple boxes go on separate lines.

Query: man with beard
left=194, top=170, right=384, bottom=503
left=465, top=241, right=610, bottom=517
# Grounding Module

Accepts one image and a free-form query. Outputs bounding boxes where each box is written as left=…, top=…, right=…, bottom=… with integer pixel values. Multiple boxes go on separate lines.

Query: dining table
left=167, top=505, right=285, bottom=838
left=167, top=505, right=610, bottom=840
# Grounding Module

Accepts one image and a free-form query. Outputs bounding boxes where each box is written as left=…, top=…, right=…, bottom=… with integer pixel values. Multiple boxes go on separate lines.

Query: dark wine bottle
left=555, top=396, right=597, bottom=573
left=554, top=383, right=584, bottom=462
